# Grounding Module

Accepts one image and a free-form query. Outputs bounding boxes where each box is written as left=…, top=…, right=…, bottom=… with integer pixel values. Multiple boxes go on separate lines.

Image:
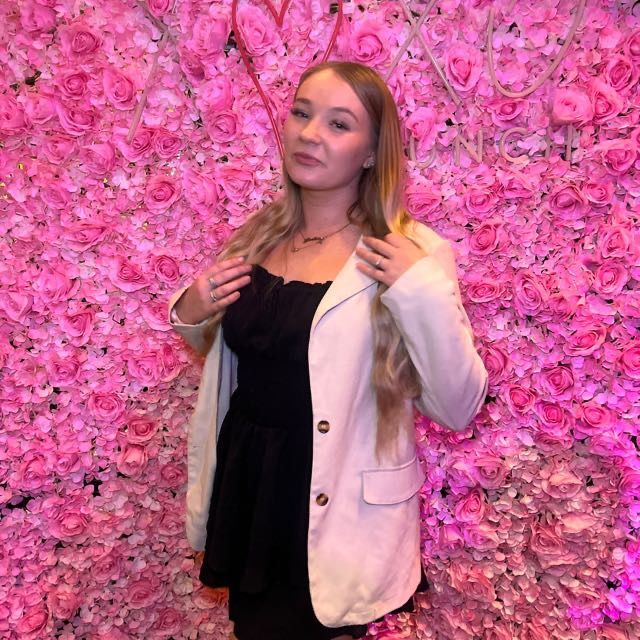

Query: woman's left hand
left=355, top=233, right=427, bottom=287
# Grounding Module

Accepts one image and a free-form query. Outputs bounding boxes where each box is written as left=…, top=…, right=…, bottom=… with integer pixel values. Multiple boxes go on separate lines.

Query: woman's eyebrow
left=293, top=97, right=359, bottom=122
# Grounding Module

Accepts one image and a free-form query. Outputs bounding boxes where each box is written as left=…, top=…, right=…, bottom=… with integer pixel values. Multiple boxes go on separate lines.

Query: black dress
left=199, top=264, right=426, bottom=640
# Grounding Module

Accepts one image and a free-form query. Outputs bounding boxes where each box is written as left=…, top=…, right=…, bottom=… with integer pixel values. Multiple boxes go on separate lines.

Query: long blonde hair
left=204, top=61, right=421, bottom=455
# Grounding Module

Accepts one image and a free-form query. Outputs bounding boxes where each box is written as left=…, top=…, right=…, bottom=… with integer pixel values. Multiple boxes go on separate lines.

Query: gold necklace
left=290, top=221, right=352, bottom=253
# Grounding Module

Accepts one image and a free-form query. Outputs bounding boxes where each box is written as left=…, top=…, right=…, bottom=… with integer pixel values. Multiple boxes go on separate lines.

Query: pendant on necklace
left=303, top=236, right=324, bottom=244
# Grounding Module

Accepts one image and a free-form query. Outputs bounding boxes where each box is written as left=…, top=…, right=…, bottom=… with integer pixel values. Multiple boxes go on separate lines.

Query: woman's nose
left=300, top=118, right=321, bottom=142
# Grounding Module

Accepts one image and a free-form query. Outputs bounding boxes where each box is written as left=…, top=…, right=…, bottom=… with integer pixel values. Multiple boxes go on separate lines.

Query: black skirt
left=198, top=265, right=427, bottom=639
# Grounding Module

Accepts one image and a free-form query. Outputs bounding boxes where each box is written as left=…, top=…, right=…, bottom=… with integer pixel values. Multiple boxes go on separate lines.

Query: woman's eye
left=291, top=108, right=307, bottom=118
left=332, top=121, right=348, bottom=130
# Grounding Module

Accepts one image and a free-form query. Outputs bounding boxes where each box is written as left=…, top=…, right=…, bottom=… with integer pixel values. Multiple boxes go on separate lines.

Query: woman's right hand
left=174, top=257, right=252, bottom=325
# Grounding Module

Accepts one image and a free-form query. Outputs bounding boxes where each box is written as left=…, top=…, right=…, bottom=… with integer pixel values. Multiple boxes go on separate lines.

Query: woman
left=168, top=61, right=488, bottom=640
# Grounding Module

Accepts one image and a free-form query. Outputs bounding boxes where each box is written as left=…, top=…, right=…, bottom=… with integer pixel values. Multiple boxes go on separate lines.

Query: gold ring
left=209, top=289, right=218, bottom=303
left=208, top=276, right=217, bottom=289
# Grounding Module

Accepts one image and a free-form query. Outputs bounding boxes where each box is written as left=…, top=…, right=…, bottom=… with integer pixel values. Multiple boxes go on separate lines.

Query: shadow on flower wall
left=1, top=0, right=639, bottom=638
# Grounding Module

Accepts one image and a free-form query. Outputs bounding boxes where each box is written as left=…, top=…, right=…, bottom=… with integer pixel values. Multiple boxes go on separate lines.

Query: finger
left=210, top=275, right=251, bottom=301
left=356, top=260, right=390, bottom=286
left=211, top=289, right=242, bottom=311
left=207, top=263, right=252, bottom=288
left=355, top=246, right=386, bottom=268
left=362, top=235, right=393, bottom=257
left=208, top=256, right=247, bottom=278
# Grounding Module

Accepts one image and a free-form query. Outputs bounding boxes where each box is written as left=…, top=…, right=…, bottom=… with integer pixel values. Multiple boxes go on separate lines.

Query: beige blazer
left=168, top=222, right=488, bottom=627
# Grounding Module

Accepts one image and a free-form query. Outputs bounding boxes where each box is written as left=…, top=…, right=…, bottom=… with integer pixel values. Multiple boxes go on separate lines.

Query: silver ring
left=209, top=289, right=218, bottom=303
left=375, top=256, right=382, bottom=268
left=208, top=276, right=217, bottom=290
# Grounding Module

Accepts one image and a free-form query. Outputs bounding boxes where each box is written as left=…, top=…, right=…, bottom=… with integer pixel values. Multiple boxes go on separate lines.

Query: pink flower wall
left=1, top=0, right=639, bottom=638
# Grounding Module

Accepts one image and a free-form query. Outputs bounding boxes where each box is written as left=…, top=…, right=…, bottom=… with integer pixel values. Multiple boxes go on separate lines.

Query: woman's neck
left=300, top=190, right=359, bottom=234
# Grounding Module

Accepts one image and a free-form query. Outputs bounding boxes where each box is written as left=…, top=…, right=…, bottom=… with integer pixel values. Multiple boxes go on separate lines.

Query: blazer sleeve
left=167, top=285, right=215, bottom=356
left=380, top=239, right=488, bottom=431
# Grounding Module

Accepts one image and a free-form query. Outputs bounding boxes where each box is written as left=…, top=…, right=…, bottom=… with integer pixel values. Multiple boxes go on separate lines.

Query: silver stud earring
left=364, top=158, right=375, bottom=168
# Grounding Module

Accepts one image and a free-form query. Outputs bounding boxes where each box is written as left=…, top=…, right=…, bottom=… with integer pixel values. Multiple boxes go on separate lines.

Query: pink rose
left=466, top=279, right=504, bottom=303
left=187, top=13, right=228, bottom=58
left=534, top=402, right=571, bottom=436
left=127, top=352, right=161, bottom=385
left=197, top=77, right=233, bottom=113
left=584, top=178, right=614, bottom=207
left=207, top=110, right=239, bottom=143
left=349, top=18, right=389, bottom=66
left=498, top=169, right=535, bottom=199
left=445, top=43, right=483, bottom=92
left=65, top=221, right=109, bottom=251
left=88, top=392, right=125, bottom=422
left=116, top=443, right=148, bottom=478
left=103, top=68, right=137, bottom=110
left=211, top=223, right=234, bottom=253
left=178, top=47, right=206, bottom=84
left=504, top=384, right=536, bottom=416
left=16, top=604, right=50, bottom=638
left=479, top=344, right=510, bottom=384
left=539, top=366, right=574, bottom=399
left=34, top=267, right=78, bottom=304
left=40, top=184, right=70, bottom=210
left=0, top=93, right=26, bottom=135
left=152, top=255, right=180, bottom=284
left=405, top=107, right=437, bottom=154
left=541, top=469, right=582, bottom=499
left=593, top=260, right=629, bottom=296
left=20, top=1, right=56, bottom=33
left=59, top=308, right=95, bottom=346
left=597, top=139, right=637, bottom=176
left=464, top=185, right=499, bottom=217
left=529, top=522, right=577, bottom=569
left=159, top=462, right=187, bottom=488
left=24, top=94, right=57, bottom=126
left=551, top=87, right=593, bottom=127
left=454, top=488, right=486, bottom=523
left=449, top=562, right=496, bottom=602
left=110, top=257, right=150, bottom=292
left=152, top=608, right=183, bottom=634
left=488, top=98, right=527, bottom=128
left=548, top=292, right=581, bottom=320
left=128, top=578, right=162, bottom=609
left=47, top=356, right=81, bottom=387
left=625, top=29, right=640, bottom=61
left=619, top=341, right=640, bottom=380
left=564, top=324, right=607, bottom=356
left=471, top=454, right=507, bottom=489
left=1, top=291, right=33, bottom=323
left=126, top=416, right=158, bottom=444
left=576, top=401, right=613, bottom=435
left=153, top=128, right=183, bottom=159
left=589, top=79, right=625, bottom=124
left=59, top=22, right=102, bottom=57
left=604, top=55, right=639, bottom=93
left=598, top=225, right=632, bottom=259
left=463, top=523, right=500, bottom=550
left=93, top=551, right=122, bottom=583
left=146, top=0, right=174, bottom=18
left=183, top=167, right=219, bottom=216
left=158, top=343, right=182, bottom=382
left=116, top=127, right=154, bottom=162
left=548, top=183, right=587, bottom=226
left=141, top=300, right=171, bottom=332
left=405, top=182, right=442, bottom=222
left=145, top=175, right=181, bottom=211
left=49, top=588, right=80, bottom=620
left=40, top=135, right=77, bottom=165
left=513, top=271, right=549, bottom=317
left=56, top=70, right=90, bottom=100
left=469, top=221, right=501, bottom=255
left=17, top=452, right=51, bottom=491
left=51, top=507, right=89, bottom=542
left=81, top=142, right=116, bottom=175
left=535, top=431, right=573, bottom=453
left=217, top=164, right=255, bottom=201
left=55, top=102, right=98, bottom=137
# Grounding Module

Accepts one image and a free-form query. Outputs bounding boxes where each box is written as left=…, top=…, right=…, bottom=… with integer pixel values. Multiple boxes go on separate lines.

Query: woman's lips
left=293, top=153, right=322, bottom=166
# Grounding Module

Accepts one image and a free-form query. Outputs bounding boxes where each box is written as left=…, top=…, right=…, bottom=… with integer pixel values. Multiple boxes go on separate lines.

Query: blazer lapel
left=311, top=235, right=378, bottom=332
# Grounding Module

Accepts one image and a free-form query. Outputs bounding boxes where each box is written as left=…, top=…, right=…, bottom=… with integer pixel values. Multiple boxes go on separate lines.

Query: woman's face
left=283, top=69, right=376, bottom=191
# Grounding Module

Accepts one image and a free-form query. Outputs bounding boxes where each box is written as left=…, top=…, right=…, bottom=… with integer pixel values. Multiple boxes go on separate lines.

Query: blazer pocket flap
left=362, top=456, right=425, bottom=505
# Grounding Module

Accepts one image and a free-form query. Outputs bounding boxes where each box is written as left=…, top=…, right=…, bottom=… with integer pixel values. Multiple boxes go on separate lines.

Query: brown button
left=317, top=420, right=330, bottom=434
left=316, top=493, right=329, bottom=506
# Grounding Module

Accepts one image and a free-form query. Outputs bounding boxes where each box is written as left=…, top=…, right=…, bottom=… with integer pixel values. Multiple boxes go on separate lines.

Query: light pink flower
left=144, top=175, right=181, bottom=211
left=604, top=55, right=639, bottom=93
left=146, top=0, right=175, bottom=18
left=349, top=18, right=390, bottom=66
left=597, top=139, right=637, bottom=176
left=589, top=79, right=625, bottom=124
left=551, top=88, right=593, bottom=127
left=116, top=443, right=148, bottom=478
left=110, top=257, right=150, bottom=292
left=445, top=43, right=483, bottom=92
left=59, top=22, right=102, bottom=57
left=103, top=68, right=137, bottom=111
left=188, top=13, right=229, bottom=58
